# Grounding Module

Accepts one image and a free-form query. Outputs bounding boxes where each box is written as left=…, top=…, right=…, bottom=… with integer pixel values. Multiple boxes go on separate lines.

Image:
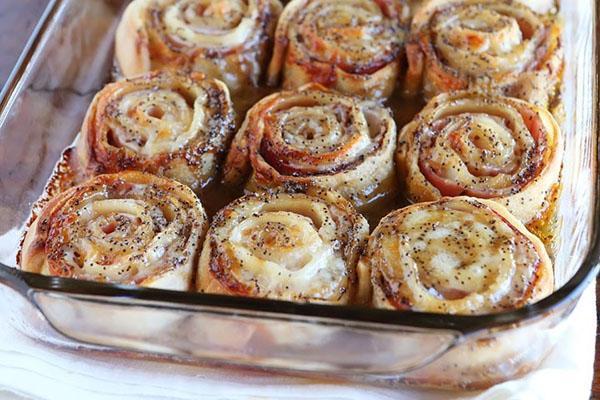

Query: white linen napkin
left=0, top=283, right=595, bottom=400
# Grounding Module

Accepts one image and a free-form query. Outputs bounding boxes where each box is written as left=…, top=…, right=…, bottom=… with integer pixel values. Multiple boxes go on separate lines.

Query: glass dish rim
left=0, top=0, right=597, bottom=336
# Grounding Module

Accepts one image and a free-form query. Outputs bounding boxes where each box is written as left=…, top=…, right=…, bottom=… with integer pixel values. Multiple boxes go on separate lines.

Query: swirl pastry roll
left=197, top=185, right=370, bottom=304
left=224, top=84, right=398, bottom=211
left=405, top=0, right=563, bottom=106
left=76, top=71, right=235, bottom=192
left=20, top=172, right=207, bottom=291
left=362, top=197, right=553, bottom=314
left=115, top=0, right=283, bottom=92
left=267, top=0, right=410, bottom=99
left=396, top=91, right=563, bottom=225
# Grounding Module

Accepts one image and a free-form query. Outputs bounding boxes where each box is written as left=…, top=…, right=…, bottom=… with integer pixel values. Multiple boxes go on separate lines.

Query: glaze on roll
left=76, top=70, right=235, bottom=192
left=515, top=0, right=557, bottom=14
left=223, top=83, right=398, bottom=211
left=115, top=0, right=283, bottom=92
left=267, top=0, right=410, bottom=99
left=396, top=91, right=563, bottom=225
left=362, top=197, right=553, bottom=314
left=405, top=0, right=563, bottom=106
left=20, top=172, right=207, bottom=290
left=197, top=185, right=370, bottom=304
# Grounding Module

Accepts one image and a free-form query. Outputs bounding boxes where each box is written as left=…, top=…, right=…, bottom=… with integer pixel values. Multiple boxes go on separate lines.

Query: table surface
left=0, top=1, right=598, bottom=398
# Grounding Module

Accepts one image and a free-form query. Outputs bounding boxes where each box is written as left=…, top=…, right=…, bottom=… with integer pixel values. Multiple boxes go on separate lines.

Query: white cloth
left=0, top=284, right=595, bottom=400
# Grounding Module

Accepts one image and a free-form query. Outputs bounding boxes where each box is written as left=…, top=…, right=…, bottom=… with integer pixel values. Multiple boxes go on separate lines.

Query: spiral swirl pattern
left=224, top=83, right=398, bottom=211
left=396, top=91, right=562, bottom=224
left=20, top=172, right=207, bottom=290
left=76, top=71, right=235, bottom=192
left=267, top=0, right=409, bottom=99
left=115, top=0, right=282, bottom=91
left=197, top=185, right=370, bottom=304
left=405, top=0, right=563, bottom=106
left=362, top=197, right=553, bottom=314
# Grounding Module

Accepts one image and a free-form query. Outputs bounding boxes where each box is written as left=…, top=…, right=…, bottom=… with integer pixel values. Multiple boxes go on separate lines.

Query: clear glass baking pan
left=0, top=0, right=597, bottom=391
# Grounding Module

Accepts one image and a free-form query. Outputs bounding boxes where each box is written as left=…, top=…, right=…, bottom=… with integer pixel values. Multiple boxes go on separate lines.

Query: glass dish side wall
left=0, top=0, right=597, bottom=391
left=0, top=267, right=586, bottom=389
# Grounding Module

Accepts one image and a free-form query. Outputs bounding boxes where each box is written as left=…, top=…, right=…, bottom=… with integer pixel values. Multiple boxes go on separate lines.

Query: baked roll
left=396, top=91, right=563, bottom=226
left=114, top=0, right=283, bottom=92
left=76, top=70, right=235, bottom=192
left=20, top=172, right=207, bottom=291
left=363, top=196, right=555, bottom=389
left=223, top=83, right=398, bottom=212
left=362, top=197, right=553, bottom=314
left=404, top=0, right=563, bottom=106
left=267, top=0, right=410, bottom=99
left=197, top=185, right=370, bottom=304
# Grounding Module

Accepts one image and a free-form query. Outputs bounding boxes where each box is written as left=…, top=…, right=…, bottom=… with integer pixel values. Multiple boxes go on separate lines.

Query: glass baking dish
left=0, top=0, right=597, bottom=391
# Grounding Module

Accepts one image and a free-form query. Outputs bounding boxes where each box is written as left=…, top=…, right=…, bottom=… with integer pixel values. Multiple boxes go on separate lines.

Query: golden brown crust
left=197, top=185, right=370, bottom=304
left=267, top=0, right=410, bottom=99
left=362, top=197, right=553, bottom=314
left=223, top=83, right=398, bottom=211
left=75, top=70, right=235, bottom=192
left=526, top=181, right=561, bottom=240
left=115, top=0, right=283, bottom=92
left=396, top=91, right=563, bottom=225
left=20, top=171, right=207, bottom=291
left=405, top=0, right=563, bottom=107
